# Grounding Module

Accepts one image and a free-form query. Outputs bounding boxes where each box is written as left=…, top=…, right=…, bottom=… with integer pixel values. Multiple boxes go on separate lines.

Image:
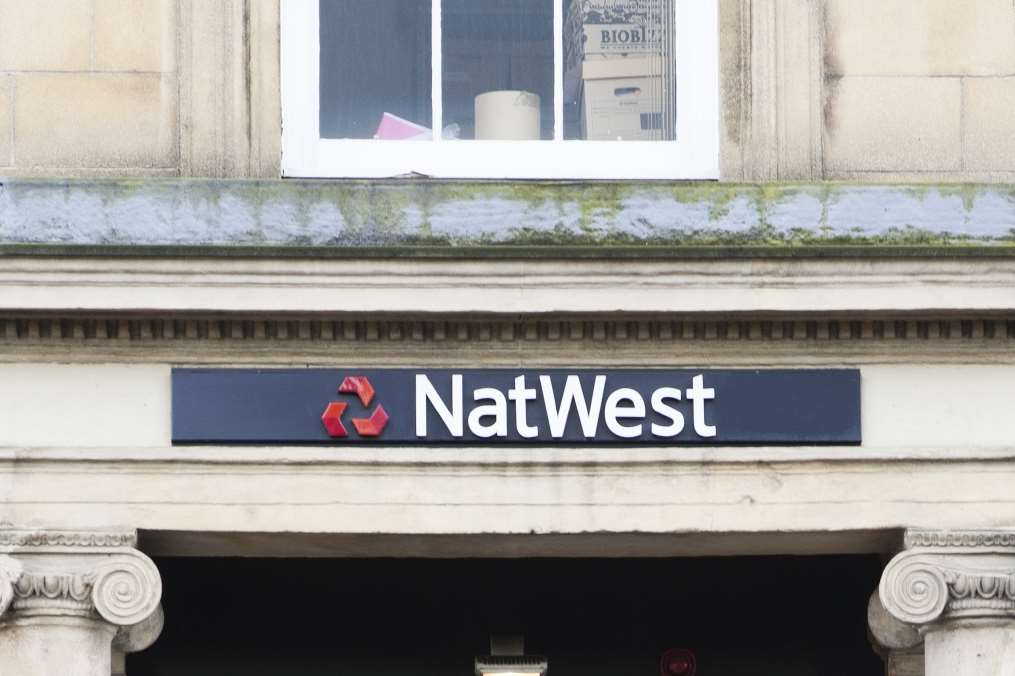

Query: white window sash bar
left=431, top=0, right=443, bottom=143
left=553, top=0, right=564, bottom=141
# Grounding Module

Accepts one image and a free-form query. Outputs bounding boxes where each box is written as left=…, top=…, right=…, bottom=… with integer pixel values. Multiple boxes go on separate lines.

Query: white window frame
left=281, top=0, right=719, bottom=180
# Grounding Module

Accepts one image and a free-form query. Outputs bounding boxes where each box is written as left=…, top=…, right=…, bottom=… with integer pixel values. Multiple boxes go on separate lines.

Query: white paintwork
left=863, top=366, right=1015, bottom=447
left=0, top=364, right=170, bottom=447
left=3, top=257, right=1015, bottom=315
left=924, top=622, right=1015, bottom=676
left=280, top=0, right=719, bottom=178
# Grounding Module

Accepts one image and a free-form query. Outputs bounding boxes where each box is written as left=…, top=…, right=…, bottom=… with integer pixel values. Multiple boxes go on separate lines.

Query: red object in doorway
left=660, top=648, right=696, bottom=676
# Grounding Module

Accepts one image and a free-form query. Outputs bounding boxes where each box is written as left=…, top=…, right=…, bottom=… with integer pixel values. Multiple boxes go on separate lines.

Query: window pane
left=442, top=0, right=555, bottom=141
left=564, top=0, right=677, bottom=141
left=320, top=0, right=432, bottom=140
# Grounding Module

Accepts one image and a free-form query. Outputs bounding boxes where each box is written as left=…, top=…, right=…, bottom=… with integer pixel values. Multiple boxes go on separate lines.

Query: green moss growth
left=5, top=179, right=1015, bottom=254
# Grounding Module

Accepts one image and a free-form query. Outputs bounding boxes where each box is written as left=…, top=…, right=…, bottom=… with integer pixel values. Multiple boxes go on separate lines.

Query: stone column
left=0, top=530, right=163, bottom=676
left=877, top=529, right=1015, bottom=676
left=868, top=590, right=925, bottom=676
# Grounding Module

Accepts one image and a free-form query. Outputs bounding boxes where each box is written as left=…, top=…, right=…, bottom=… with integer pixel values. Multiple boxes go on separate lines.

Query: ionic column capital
left=879, top=529, right=1015, bottom=629
left=0, top=529, right=162, bottom=630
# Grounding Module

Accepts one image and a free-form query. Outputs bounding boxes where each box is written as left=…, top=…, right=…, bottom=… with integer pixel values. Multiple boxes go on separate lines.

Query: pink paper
left=373, top=112, right=431, bottom=140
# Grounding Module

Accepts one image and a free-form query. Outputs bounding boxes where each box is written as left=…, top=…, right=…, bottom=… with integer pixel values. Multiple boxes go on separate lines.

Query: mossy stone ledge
left=1, top=179, right=1014, bottom=257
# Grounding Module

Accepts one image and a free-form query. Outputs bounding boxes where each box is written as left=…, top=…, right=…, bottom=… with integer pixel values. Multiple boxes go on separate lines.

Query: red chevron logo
left=321, top=401, right=349, bottom=437
left=351, top=405, right=389, bottom=437
left=321, top=376, right=388, bottom=439
left=339, top=376, right=375, bottom=406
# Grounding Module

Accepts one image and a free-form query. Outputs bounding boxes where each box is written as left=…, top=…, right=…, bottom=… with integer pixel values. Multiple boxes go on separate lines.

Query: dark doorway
left=131, top=555, right=882, bottom=676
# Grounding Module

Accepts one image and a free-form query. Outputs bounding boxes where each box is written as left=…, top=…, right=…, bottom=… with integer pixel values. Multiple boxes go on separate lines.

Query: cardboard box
left=578, top=58, right=671, bottom=141
left=565, top=0, right=665, bottom=62
left=564, top=0, right=668, bottom=102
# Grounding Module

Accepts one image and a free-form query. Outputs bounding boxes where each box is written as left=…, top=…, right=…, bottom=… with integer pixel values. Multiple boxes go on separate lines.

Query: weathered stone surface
left=877, top=529, right=1015, bottom=676
left=94, top=0, right=169, bottom=72
left=0, top=77, right=11, bottom=167
left=13, top=74, right=176, bottom=169
left=179, top=0, right=280, bottom=178
left=925, top=623, right=1015, bottom=676
left=0, top=529, right=163, bottom=676
left=6, top=402, right=1015, bottom=553
left=0, top=181, right=1014, bottom=251
left=722, top=0, right=823, bottom=181
left=0, top=0, right=280, bottom=179
left=964, top=78, right=1015, bottom=172
left=827, top=0, right=1015, bottom=77
left=825, top=77, right=962, bottom=172
left=869, top=592, right=922, bottom=651
left=0, top=618, right=117, bottom=676
left=0, top=0, right=92, bottom=71
left=886, top=650, right=924, bottom=676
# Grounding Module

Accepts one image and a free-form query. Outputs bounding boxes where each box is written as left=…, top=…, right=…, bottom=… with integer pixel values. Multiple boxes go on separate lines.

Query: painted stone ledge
left=1, top=180, right=1014, bottom=256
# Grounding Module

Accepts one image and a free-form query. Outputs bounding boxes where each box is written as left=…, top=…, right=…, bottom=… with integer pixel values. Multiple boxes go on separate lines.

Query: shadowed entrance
left=132, top=555, right=882, bottom=676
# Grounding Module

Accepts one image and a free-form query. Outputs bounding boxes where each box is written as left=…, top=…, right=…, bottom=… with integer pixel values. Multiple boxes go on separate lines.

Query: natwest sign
left=172, top=369, right=860, bottom=445
left=414, top=373, right=720, bottom=440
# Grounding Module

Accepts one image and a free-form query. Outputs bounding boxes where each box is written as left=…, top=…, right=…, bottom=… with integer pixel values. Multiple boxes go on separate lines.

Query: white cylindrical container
left=474, top=90, right=541, bottom=140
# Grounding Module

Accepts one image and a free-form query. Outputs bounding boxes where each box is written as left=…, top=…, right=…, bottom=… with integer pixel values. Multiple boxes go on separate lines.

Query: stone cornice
left=3, top=257, right=1015, bottom=317
left=0, top=531, right=136, bottom=549
left=0, top=315, right=1011, bottom=346
left=6, top=444, right=1015, bottom=467
left=905, top=531, right=1015, bottom=549
left=0, top=530, right=162, bottom=629
left=879, top=529, right=1015, bottom=628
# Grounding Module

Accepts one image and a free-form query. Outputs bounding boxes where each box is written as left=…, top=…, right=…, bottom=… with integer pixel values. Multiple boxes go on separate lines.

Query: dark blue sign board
left=172, top=369, right=861, bottom=445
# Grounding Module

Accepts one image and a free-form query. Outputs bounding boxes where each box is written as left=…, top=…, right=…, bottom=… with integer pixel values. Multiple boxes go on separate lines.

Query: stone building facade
left=2, top=1, right=1015, bottom=675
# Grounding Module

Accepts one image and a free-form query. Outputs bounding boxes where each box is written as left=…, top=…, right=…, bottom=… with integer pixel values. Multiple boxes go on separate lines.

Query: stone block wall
left=0, top=0, right=1012, bottom=181
left=824, top=0, right=1015, bottom=182
left=0, top=0, right=177, bottom=175
left=0, top=0, right=279, bottom=178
